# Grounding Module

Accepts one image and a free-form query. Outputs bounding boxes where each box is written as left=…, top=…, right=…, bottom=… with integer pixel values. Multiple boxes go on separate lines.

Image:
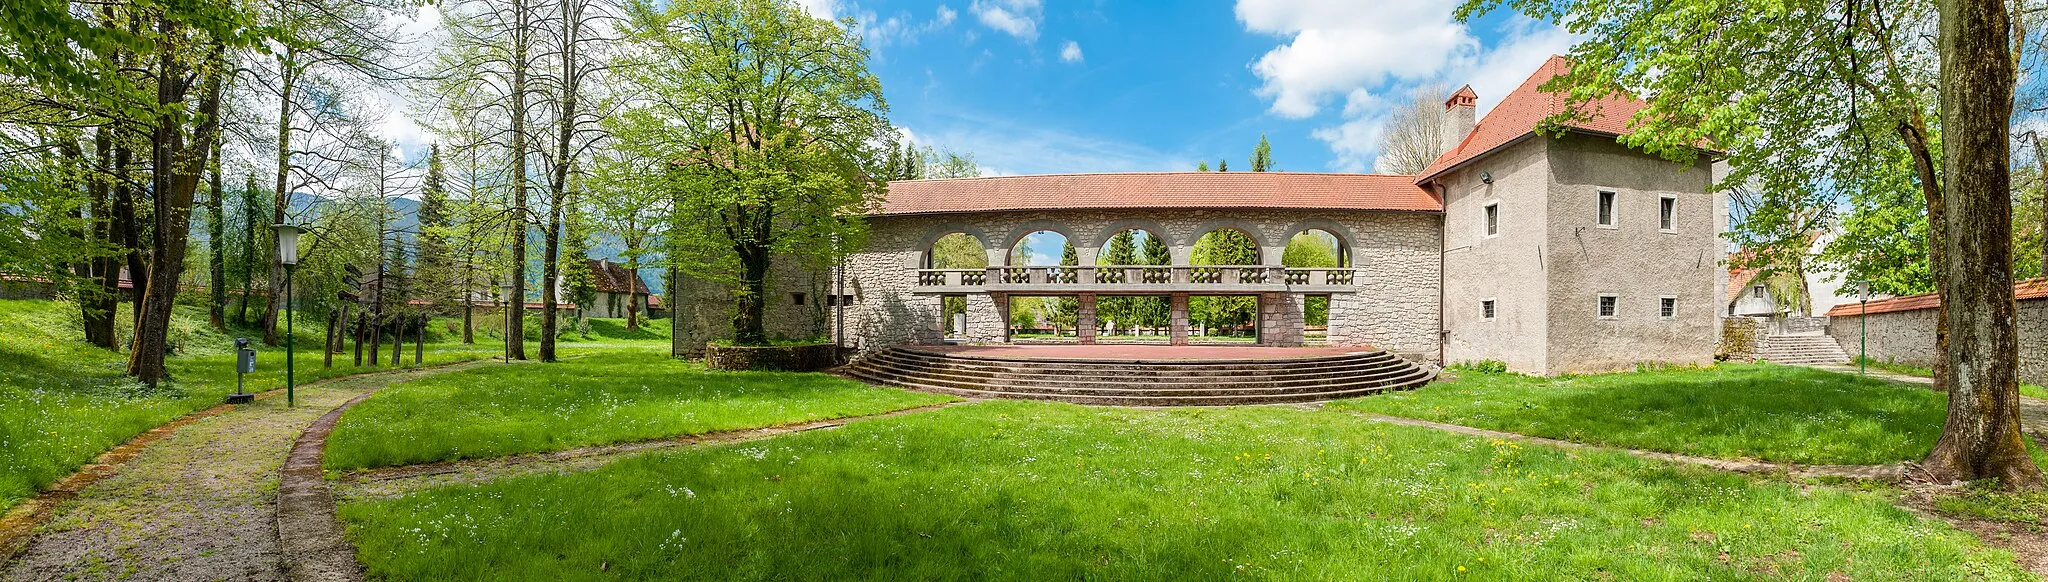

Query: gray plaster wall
left=1826, top=299, right=2048, bottom=386
left=1440, top=137, right=1552, bottom=373
left=844, top=208, right=1442, bottom=355
left=667, top=258, right=833, bottom=356
left=1543, top=133, right=1719, bottom=374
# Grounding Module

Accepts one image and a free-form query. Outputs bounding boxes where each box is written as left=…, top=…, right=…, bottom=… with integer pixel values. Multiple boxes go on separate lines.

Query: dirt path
left=335, top=400, right=978, bottom=503
left=0, top=362, right=485, bottom=582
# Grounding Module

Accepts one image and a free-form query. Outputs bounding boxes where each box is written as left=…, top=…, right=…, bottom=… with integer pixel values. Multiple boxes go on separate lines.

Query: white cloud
left=1237, top=0, right=1472, bottom=118
left=905, top=116, right=1186, bottom=176
left=1236, top=0, right=1575, bottom=171
left=793, top=0, right=839, bottom=19
left=971, top=0, right=1043, bottom=41
left=1059, top=40, right=1083, bottom=64
left=857, top=4, right=963, bottom=48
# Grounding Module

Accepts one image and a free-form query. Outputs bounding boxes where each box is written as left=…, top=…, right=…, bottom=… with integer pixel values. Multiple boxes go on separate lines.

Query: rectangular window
left=1481, top=299, right=1496, bottom=320
left=1660, top=296, right=1677, bottom=318
left=1483, top=202, right=1500, bottom=237
left=1659, top=196, right=1677, bottom=231
left=1752, top=286, right=1764, bottom=299
left=1597, top=294, right=1618, bottom=319
left=1597, top=190, right=1617, bottom=227
left=792, top=292, right=807, bottom=306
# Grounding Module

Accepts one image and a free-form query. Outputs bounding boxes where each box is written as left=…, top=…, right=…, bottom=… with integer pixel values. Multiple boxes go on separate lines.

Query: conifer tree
left=1252, top=134, right=1273, bottom=172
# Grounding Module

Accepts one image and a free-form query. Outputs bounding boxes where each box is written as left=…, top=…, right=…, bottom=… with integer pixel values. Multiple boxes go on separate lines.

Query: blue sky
left=801, top=0, right=1576, bottom=175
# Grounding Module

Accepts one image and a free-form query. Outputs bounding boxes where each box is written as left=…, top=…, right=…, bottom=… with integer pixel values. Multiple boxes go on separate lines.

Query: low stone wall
left=1825, top=299, right=2047, bottom=386
left=0, top=279, right=56, bottom=300
left=1718, top=317, right=1766, bottom=361
left=1773, top=316, right=1829, bottom=335
left=704, top=343, right=842, bottom=372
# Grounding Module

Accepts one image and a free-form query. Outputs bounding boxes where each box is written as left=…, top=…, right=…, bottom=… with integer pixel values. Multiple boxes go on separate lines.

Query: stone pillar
left=1077, top=247, right=1100, bottom=267
left=991, top=293, right=1013, bottom=343
left=927, top=295, right=948, bottom=343
left=1170, top=293, right=1190, bottom=346
left=965, top=293, right=1005, bottom=344
left=1077, top=294, right=1098, bottom=344
left=1259, top=292, right=1305, bottom=347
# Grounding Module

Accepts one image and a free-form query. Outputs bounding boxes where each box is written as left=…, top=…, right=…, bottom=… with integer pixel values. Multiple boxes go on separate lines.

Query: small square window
left=1597, top=294, right=1618, bottom=319
left=1660, top=297, right=1677, bottom=318
left=1659, top=196, right=1677, bottom=231
left=1597, top=190, right=1617, bottom=227
left=1752, top=286, right=1765, bottom=299
left=1483, top=203, right=1500, bottom=237
left=1481, top=299, right=1496, bottom=320
left=792, top=292, right=807, bottom=306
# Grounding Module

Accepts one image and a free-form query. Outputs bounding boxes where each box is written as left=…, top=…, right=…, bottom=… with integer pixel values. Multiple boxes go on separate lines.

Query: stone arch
left=1004, top=220, right=1080, bottom=266
left=1187, top=218, right=1269, bottom=249
left=912, top=223, right=992, bottom=269
left=1093, top=219, right=1175, bottom=265
left=1280, top=219, right=1357, bottom=267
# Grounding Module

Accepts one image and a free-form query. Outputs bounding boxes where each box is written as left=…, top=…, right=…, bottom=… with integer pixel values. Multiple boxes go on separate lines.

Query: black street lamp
left=1855, top=280, right=1872, bottom=375
left=274, top=223, right=303, bottom=407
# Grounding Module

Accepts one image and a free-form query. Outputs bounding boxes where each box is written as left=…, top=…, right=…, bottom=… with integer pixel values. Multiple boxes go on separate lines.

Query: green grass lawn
left=1330, top=363, right=1944, bottom=465
left=1851, top=356, right=2048, bottom=399
left=338, top=400, right=2028, bottom=580
left=323, top=351, right=956, bottom=471
left=0, top=298, right=659, bottom=513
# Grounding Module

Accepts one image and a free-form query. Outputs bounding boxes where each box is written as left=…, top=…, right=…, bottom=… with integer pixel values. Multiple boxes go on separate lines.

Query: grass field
left=339, top=400, right=2028, bottom=580
left=324, top=351, right=956, bottom=471
left=0, top=299, right=658, bottom=513
left=1329, top=363, right=1945, bottom=465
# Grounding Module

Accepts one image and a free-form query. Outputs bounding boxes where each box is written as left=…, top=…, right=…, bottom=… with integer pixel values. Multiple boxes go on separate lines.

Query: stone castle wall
left=1826, top=299, right=2048, bottom=386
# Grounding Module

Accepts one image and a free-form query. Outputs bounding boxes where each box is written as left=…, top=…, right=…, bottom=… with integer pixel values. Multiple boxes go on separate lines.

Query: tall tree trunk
left=129, top=39, right=227, bottom=385
left=81, top=127, right=119, bottom=348
left=734, top=244, right=769, bottom=345
left=1922, top=0, right=2044, bottom=488
left=261, top=52, right=298, bottom=346
left=207, top=143, right=226, bottom=331
left=504, top=1, right=531, bottom=361
left=625, top=255, right=641, bottom=330
left=541, top=205, right=560, bottom=362
left=112, top=142, right=145, bottom=336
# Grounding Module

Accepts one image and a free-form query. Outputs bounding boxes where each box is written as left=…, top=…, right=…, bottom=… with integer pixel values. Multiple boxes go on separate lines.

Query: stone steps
left=1757, top=335, right=1851, bottom=365
left=839, top=347, right=1437, bottom=406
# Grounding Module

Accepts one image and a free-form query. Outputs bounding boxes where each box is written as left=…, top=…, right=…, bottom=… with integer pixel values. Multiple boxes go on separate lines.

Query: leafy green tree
left=611, top=0, right=891, bottom=346
left=1136, top=231, right=1171, bottom=332
left=1252, top=134, right=1273, bottom=172
left=1216, top=159, right=1228, bottom=172
left=1459, top=0, right=2038, bottom=485
left=1196, top=161, right=1210, bottom=172
left=1190, top=230, right=1258, bottom=336
left=417, top=145, right=454, bottom=310
left=1097, top=230, right=1139, bottom=332
left=1050, top=241, right=1079, bottom=333
left=928, top=233, right=988, bottom=269
left=561, top=199, right=597, bottom=336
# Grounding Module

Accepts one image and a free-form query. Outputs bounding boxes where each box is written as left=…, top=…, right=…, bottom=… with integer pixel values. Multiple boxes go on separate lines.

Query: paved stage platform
left=901, top=344, right=1375, bottom=362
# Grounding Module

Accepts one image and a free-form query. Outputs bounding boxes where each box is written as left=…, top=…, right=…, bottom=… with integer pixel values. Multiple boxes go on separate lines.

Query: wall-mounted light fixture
left=1480, top=171, right=1493, bottom=184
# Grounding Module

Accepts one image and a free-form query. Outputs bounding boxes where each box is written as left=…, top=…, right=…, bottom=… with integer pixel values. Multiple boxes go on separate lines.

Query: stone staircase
left=840, top=347, right=1437, bottom=406
left=1756, top=334, right=1852, bottom=366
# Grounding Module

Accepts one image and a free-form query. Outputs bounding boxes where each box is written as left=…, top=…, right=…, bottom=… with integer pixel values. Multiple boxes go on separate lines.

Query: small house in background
left=1725, top=264, right=1777, bottom=317
left=586, top=259, right=652, bottom=319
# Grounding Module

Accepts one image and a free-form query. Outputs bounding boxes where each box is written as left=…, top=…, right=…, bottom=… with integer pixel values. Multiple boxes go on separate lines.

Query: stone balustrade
left=912, top=265, right=1361, bottom=294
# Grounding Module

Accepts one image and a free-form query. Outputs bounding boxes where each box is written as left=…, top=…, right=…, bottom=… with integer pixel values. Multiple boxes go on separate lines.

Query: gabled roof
left=1823, top=278, right=2048, bottom=317
left=878, top=172, right=1442, bottom=216
left=1416, top=55, right=1649, bottom=184
left=1726, top=265, right=1762, bottom=306
left=586, top=259, right=649, bottom=295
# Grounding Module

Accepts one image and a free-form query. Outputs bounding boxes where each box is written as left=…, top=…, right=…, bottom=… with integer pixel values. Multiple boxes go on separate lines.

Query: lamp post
left=274, top=223, right=303, bottom=407
left=1855, top=280, right=1871, bottom=375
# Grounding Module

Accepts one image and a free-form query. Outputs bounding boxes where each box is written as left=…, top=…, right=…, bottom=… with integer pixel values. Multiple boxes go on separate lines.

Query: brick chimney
left=1441, top=85, right=1477, bottom=155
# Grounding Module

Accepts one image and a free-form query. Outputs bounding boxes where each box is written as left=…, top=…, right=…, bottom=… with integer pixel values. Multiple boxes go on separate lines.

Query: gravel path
left=1, top=363, right=484, bottom=582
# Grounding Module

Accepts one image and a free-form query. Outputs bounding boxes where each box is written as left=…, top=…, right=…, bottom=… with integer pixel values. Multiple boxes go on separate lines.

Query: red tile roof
left=1823, top=278, right=2048, bottom=317
left=1416, top=55, right=1650, bottom=184
left=876, top=172, right=1442, bottom=216
left=1726, top=265, right=1761, bottom=305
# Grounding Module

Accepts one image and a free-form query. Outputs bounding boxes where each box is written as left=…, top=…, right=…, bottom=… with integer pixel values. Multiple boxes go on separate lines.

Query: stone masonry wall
left=1826, top=299, right=2048, bottom=386
left=845, top=208, right=1444, bottom=355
